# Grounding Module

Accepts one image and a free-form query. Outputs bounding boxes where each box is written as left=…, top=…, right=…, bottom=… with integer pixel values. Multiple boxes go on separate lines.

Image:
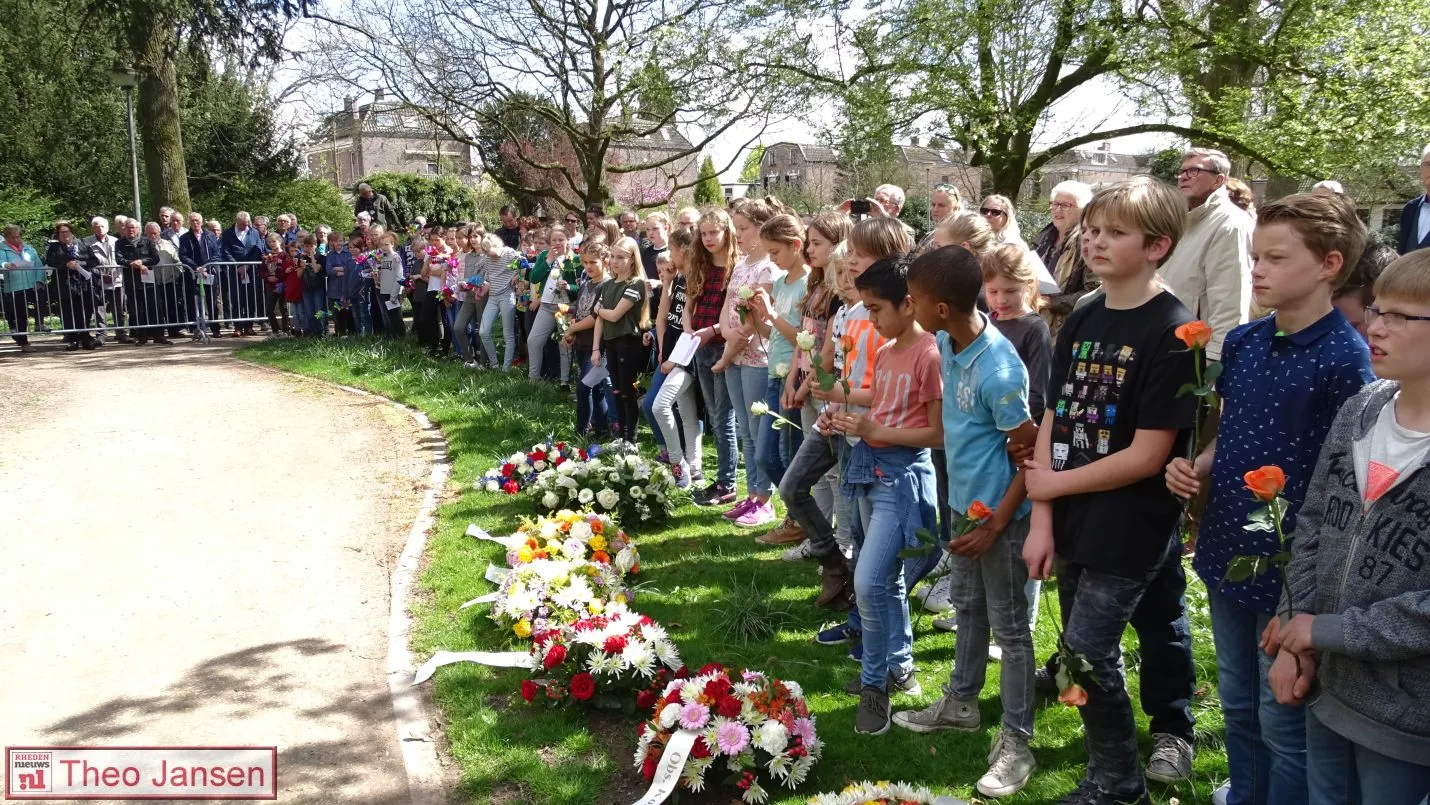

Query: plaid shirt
left=688, top=263, right=728, bottom=345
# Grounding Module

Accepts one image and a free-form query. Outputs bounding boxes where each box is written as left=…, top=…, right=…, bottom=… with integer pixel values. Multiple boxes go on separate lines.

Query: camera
left=850, top=199, right=871, bottom=217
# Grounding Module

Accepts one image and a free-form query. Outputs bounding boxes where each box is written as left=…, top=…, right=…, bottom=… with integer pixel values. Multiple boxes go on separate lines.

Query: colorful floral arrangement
left=484, top=510, right=639, bottom=575
left=805, top=780, right=957, bottom=805
left=520, top=602, right=682, bottom=709
left=634, top=665, right=821, bottom=803
left=477, top=439, right=588, bottom=494
left=527, top=440, right=676, bottom=524
left=489, top=557, right=630, bottom=639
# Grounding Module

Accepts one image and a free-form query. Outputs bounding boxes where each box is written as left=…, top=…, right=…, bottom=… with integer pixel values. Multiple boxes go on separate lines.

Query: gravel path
left=0, top=341, right=437, bottom=804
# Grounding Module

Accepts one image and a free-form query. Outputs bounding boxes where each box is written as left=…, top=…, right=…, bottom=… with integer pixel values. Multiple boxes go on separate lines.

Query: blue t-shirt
left=939, top=320, right=1033, bottom=518
left=1194, top=311, right=1373, bottom=612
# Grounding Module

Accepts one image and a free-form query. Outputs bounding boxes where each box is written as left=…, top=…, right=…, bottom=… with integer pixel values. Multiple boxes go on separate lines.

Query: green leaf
left=1225, top=555, right=1258, bottom=583
left=1203, top=361, right=1224, bottom=386
left=1193, top=387, right=1213, bottom=397
left=1244, top=506, right=1277, bottom=533
left=1270, top=550, right=1291, bottom=566
left=1176, top=382, right=1197, bottom=398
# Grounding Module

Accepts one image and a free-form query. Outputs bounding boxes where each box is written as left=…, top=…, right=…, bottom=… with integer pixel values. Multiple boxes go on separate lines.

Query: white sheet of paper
left=74, top=265, right=92, bottom=281
left=427, top=276, right=443, bottom=293
left=140, top=269, right=155, bottom=284
left=240, top=274, right=251, bottom=284
left=458, top=592, right=501, bottom=609
left=540, top=278, right=560, bottom=305
left=455, top=291, right=467, bottom=302
left=582, top=364, right=610, bottom=388
left=484, top=563, right=508, bottom=584
left=411, top=650, right=533, bottom=685
left=668, top=332, right=699, bottom=367
left=384, top=298, right=400, bottom=310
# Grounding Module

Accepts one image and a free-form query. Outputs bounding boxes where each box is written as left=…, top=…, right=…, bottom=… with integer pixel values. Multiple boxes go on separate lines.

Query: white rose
left=539, top=520, right=559, bottom=539
left=558, top=461, right=578, bottom=476
left=750, top=400, right=770, bottom=417
left=509, top=452, right=526, bottom=465
left=597, top=488, right=620, bottom=510
left=533, top=460, right=548, bottom=471
left=738, top=285, right=755, bottom=301
left=557, top=475, right=578, bottom=490
left=773, top=362, right=789, bottom=378
left=542, top=492, right=559, bottom=509
left=484, top=481, right=500, bottom=492
left=795, top=331, right=816, bottom=351
left=578, top=488, right=595, bottom=504
left=608, top=473, right=621, bottom=484
left=625, top=455, right=641, bottom=470
left=569, top=520, right=593, bottom=541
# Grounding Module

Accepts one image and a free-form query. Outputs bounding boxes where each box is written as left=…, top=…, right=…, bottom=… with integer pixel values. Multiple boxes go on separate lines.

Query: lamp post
left=110, top=67, right=142, bottom=223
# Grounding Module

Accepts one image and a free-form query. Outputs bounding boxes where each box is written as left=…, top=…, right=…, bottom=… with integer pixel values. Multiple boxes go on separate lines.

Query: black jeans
left=380, top=294, right=405, bottom=337
left=416, top=291, right=441, bottom=350
left=4, top=288, right=49, bottom=345
left=605, top=333, right=645, bottom=442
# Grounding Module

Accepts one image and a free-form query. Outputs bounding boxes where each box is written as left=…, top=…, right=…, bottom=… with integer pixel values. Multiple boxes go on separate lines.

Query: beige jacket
left=1156, top=186, right=1254, bottom=360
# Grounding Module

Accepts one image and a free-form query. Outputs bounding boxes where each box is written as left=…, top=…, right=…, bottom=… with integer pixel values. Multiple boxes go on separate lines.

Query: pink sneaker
left=723, top=498, right=756, bottom=520
left=735, top=501, right=777, bottom=528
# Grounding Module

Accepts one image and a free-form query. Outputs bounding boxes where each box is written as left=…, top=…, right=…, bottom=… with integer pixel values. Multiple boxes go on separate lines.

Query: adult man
left=83, top=216, right=126, bottom=342
left=841, top=183, right=915, bottom=240
left=1159, top=147, right=1254, bottom=361
left=116, top=217, right=168, bottom=345
left=584, top=205, right=603, bottom=230
left=275, top=213, right=298, bottom=245
left=914, top=183, right=964, bottom=255
left=47, top=220, right=102, bottom=349
left=158, top=207, right=182, bottom=250
left=180, top=211, right=221, bottom=337
left=1398, top=144, right=1430, bottom=254
left=221, top=212, right=263, bottom=336
left=354, top=182, right=400, bottom=229
left=495, top=206, right=521, bottom=250
left=619, top=210, right=641, bottom=241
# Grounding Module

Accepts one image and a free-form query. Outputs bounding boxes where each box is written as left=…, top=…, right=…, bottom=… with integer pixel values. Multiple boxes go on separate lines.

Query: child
left=348, top=231, right=374, bottom=337
left=526, top=225, right=581, bottom=385
left=806, top=218, right=913, bottom=616
left=685, top=208, right=743, bottom=507
left=827, top=256, right=943, bottom=736
left=377, top=232, right=406, bottom=338
left=299, top=235, right=327, bottom=336
left=1267, top=249, right=1430, bottom=803
left=477, top=232, right=522, bottom=370
left=263, top=233, right=290, bottom=334
left=1333, top=242, right=1397, bottom=342
left=646, top=228, right=701, bottom=484
left=932, top=210, right=996, bottom=260
left=416, top=227, right=451, bottom=356
left=564, top=242, right=615, bottom=436
left=592, top=236, right=650, bottom=443
left=897, top=244, right=1040, bottom=797
left=283, top=239, right=304, bottom=335
left=1022, top=176, right=1194, bottom=805
left=324, top=232, right=358, bottom=335
left=1165, top=192, right=1373, bottom=805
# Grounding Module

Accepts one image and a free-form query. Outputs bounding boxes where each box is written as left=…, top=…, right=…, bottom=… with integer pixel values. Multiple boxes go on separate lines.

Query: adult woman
left=2, top=224, right=47, bottom=353
left=1031, top=180, right=1095, bottom=336
left=563, top=211, right=585, bottom=248
left=525, top=225, right=581, bottom=385
left=147, top=220, right=186, bottom=338
left=978, top=194, right=1025, bottom=246
left=46, top=220, right=101, bottom=350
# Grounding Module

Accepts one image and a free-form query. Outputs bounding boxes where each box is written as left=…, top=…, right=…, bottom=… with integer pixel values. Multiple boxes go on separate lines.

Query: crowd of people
left=5, top=148, right=1430, bottom=804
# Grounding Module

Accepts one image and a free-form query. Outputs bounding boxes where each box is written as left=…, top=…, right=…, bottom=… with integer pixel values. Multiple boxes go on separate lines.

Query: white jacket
left=1157, top=186, right=1254, bottom=360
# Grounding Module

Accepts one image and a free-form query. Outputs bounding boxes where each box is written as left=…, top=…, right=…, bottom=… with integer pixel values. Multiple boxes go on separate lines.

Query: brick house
left=1022, top=141, right=1151, bottom=199
left=757, top=140, right=982, bottom=205
left=305, top=92, right=475, bottom=188
left=606, top=122, right=702, bottom=207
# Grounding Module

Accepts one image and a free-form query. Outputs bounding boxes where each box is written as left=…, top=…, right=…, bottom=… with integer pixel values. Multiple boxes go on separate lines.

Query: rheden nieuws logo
left=5, top=747, right=277, bottom=800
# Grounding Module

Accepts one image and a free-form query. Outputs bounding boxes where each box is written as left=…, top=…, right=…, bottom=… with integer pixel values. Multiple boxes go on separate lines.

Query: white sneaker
left=782, top=539, right=813, bottom=561
left=988, top=643, right=1003, bottom=663
left=1211, top=782, right=1230, bottom=805
left=932, top=615, right=957, bottom=632
left=976, top=729, right=1035, bottom=798
left=919, top=574, right=954, bottom=613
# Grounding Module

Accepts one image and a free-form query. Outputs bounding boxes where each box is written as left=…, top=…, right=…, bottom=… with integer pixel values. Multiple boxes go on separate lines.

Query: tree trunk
left=1189, top=0, right=1260, bottom=131
left=133, top=19, right=191, bottom=213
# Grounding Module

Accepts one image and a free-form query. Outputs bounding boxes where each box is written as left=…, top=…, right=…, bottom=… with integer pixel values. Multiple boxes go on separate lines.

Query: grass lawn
left=241, top=336, right=1229, bottom=805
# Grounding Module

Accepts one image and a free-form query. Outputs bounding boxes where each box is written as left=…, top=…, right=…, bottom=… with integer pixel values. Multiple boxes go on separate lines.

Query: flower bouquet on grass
left=527, top=440, right=676, bottom=525
left=489, top=557, right=630, bottom=640
left=519, top=603, right=682, bottom=711
left=482, top=510, right=640, bottom=576
left=806, top=781, right=963, bottom=805
left=633, top=665, right=821, bottom=804
left=477, top=438, right=587, bottom=494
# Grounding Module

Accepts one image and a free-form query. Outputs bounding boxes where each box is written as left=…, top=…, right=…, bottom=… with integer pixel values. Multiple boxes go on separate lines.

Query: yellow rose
left=516, top=546, right=535, bottom=563
left=513, top=619, right=532, bottom=638
left=589, top=535, right=607, bottom=552
left=589, top=600, right=604, bottom=614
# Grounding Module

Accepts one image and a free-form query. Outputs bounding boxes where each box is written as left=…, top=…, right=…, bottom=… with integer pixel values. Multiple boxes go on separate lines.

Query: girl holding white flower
left=645, top=228, right=704, bottom=487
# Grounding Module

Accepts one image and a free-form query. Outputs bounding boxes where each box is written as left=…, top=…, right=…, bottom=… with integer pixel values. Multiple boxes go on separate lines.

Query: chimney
left=910, top=135, right=920, bottom=147
left=374, top=88, right=385, bottom=101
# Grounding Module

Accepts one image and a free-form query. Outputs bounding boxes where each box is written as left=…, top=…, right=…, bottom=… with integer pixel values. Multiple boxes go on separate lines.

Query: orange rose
left=1058, top=683, right=1088, bottom=708
left=967, top=500, right=993, bottom=521
left=1243, top=465, right=1287, bottom=501
left=1174, top=320, right=1213, bottom=349
left=591, top=550, right=610, bottom=564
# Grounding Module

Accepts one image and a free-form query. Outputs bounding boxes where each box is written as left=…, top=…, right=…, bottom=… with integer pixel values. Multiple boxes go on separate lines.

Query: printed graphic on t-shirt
left=1051, top=338, right=1137, bottom=467
left=1366, top=461, right=1400, bottom=503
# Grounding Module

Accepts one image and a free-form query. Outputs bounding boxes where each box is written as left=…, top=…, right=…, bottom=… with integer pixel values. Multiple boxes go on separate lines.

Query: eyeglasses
left=979, top=207, right=1006, bottom=217
left=565, top=218, right=581, bottom=224
left=1049, top=201, right=1078, bottom=211
left=1176, top=167, right=1221, bottom=179
left=1365, top=305, right=1430, bottom=330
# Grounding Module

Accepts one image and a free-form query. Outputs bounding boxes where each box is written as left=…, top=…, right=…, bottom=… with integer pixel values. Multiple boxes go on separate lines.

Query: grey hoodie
left=1286, top=379, right=1430, bottom=765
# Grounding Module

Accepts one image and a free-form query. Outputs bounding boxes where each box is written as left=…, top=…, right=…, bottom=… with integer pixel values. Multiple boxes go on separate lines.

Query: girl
left=416, top=227, right=452, bottom=357
left=715, top=196, right=782, bottom=528
left=647, top=228, right=702, bottom=485
left=592, top=236, right=649, bottom=443
left=283, top=239, right=305, bottom=335
left=454, top=226, right=487, bottom=365
left=263, top=233, right=290, bottom=335
left=526, top=225, right=581, bottom=385
left=563, top=242, right=615, bottom=436
left=299, top=235, right=327, bottom=336
left=932, top=210, right=995, bottom=260
left=377, top=232, right=406, bottom=337
left=476, top=232, right=521, bottom=370
left=685, top=208, right=742, bottom=507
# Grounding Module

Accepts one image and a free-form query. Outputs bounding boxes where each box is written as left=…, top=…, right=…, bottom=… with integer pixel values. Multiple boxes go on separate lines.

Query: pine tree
left=693, top=157, right=722, bottom=205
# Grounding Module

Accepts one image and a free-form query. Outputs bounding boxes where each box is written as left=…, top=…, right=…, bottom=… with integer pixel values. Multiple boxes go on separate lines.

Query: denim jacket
left=841, top=441, right=939, bottom=550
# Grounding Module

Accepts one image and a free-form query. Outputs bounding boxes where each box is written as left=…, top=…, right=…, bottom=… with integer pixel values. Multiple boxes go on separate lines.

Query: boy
left=324, top=231, right=357, bottom=335
left=1022, top=176, right=1195, bottom=805
left=827, top=256, right=943, bottom=736
left=1165, top=192, right=1373, bottom=805
left=898, top=245, right=1040, bottom=797
left=1266, top=249, right=1430, bottom=802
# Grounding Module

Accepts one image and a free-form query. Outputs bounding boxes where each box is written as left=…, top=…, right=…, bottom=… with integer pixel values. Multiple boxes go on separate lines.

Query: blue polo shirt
left=938, top=319, right=1033, bottom=519
left=1194, top=310, right=1373, bottom=612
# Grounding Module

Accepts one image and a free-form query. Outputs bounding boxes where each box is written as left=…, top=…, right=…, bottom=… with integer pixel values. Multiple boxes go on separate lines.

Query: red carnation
left=636, top=689, right=658, bottom=710
left=520, top=679, right=539, bottom=703
left=704, top=677, right=733, bottom=700
left=639, top=616, right=654, bottom=626
left=691, top=738, right=712, bottom=760
left=502, top=481, right=519, bottom=494
left=716, top=695, right=742, bottom=718
left=570, top=672, right=596, bottom=701
left=554, top=456, right=565, bottom=466
left=543, top=644, right=567, bottom=670
left=579, top=449, right=588, bottom=460
left=501, top=463, right=515, bottom=477
left=556, top=441, right=567, bottom=450
left=697, top=663, right=725, bottom=677
left=603, top=634, right=628, bottom=654
left=641, top=755, right=657, bottom=782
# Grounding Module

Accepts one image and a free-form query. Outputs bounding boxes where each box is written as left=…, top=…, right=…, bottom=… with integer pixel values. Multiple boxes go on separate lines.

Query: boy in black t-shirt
left=1022, top=176, right=1197, bottom=805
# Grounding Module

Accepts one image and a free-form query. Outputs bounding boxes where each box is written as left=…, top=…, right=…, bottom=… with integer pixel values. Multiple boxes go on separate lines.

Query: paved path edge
left=236, top=359, right=452, bottom=805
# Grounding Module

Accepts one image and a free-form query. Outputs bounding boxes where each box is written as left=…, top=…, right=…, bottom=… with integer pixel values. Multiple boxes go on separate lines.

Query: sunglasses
left=979, top=207, right=1006, bottom=217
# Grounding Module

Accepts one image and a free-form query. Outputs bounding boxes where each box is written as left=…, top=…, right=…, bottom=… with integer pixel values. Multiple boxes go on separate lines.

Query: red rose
left=570, top=672, right=596, bottom=701
left=502, top=481, right=519, bottom=494
left=554, top=456, right=565, bottom=466
left=641, top=755, right=657, bottom=782
left=520, top=679, right=538, bottom=703
left=501, top=463, right=515, bottom=477
left=531, top=449, right=547, bottom=462
left=697, top=663, right=725, bottom=677
left=543, top=644, right=567, bottom=670
left=691, top=738, right=711, bottom=759
left=716, top=695, right=742, bottom=718
left=636, top=689, right=658, bottom=710
left=579, top=449, right=588, bottom=460
left=556, top=441, right=567, bottom=451
left=603, top=635, right=628, bottom=654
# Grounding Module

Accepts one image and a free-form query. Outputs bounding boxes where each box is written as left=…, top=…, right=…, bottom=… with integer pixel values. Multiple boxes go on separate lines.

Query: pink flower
left=678, top=701, right=710, bottom=731
left=714, top=720, right=750, bottom=755
left=791, top=717, right=816, bottom=746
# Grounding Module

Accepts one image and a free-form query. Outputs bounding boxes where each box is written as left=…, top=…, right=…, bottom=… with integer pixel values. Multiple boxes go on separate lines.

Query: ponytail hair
left=934, top=211, right=994, bottom=259
left=758, top=213, right=804, bottom=245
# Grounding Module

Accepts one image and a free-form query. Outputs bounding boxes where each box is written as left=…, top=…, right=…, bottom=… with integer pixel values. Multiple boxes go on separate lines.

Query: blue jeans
left=443, top=302, right=462, bottom=357
left=724, top=363, right=772, bottom=497
left=576, top=352, right=613, bottom=435
left=1209, top=590, right=1307, bottom=805
left=352, top=284, right=373, bottom=335
left=755, top=377, right=804, bottom=488
left=480, top=290, right=517, bottom=369
left=1056, top=535, right=1182, bottom=800
left=852, top=468, right=937, bottom=688
left=693, top=343, right=738, bottom=489
left=1306, top=708, right=1430, bottom=805
left=304, top=288, right=328, bottom=335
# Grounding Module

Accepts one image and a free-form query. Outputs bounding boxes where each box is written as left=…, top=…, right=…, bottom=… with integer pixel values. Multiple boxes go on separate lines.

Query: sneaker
left=691, top=468, right=705, bottom=485
left=1211, top=783, right=1230, bottom=805
left=672, top=461, right=692, bottom=490
left=1035, top=663, right=1058, bottom=696
left=848, top=643, right=862, bottom=662
left=559, top=382, right=571, bottom=392
left=854, top=686, right=890, bottom=736
left=815, top=623, right=860, bottom=646
left=1145, top=733, right=1193, bottom=783
left=736, top=501, right=777, bottom=528
left=891, top=692, right=980, bottom=733
left=657, top=450, right=671, bottom=466
left=919, top=574, right=954, bottom=613
left=756, top=517, right=805, bottom=544
left=723, top=498, right=756, bottom=520
left=152, top=336, right=173, bottom=345
left=989, top=643, right=1003, bottom=663
left=977, top=729, right=1036, bottom=798
left=932, top=615, right=958, bottom=632
left=844, top=668, right=921, bottom=696
left=693, top=483, right=737, bottom=507
left=1056, top=780, right=1102, bottom=804
left=781, top=539, right=812, bottom=561
left=463, top=360, right=480, bottom=369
